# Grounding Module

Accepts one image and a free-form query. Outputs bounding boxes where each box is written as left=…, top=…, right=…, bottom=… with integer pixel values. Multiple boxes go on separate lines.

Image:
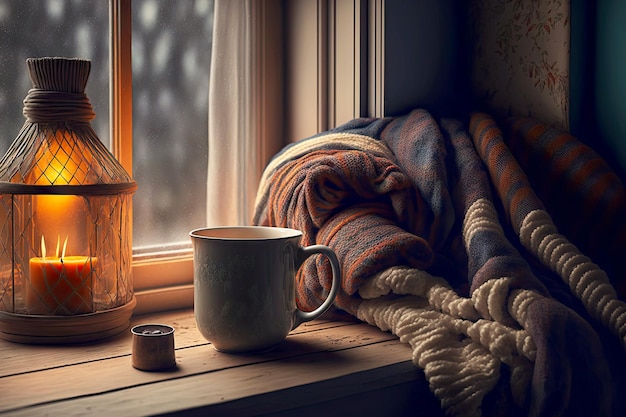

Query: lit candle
left=27, top=236, right=95, bottom=315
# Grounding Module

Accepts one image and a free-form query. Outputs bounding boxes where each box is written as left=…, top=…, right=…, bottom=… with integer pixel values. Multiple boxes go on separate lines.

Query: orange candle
left=27, top=238, right=95, bottom=315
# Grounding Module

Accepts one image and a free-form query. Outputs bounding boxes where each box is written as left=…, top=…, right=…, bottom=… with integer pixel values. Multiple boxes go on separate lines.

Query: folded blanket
left=499, top=116, right=626, bottom=298
left=253, top=110, right=626, bottom=417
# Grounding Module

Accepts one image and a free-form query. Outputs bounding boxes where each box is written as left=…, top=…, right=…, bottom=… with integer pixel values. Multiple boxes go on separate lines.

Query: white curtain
left=206, top=0, right=283, bottom=227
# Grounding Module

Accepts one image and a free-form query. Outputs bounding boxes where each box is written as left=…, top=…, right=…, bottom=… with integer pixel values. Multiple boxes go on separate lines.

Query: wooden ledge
left=0, top=309, right=442, bottom=417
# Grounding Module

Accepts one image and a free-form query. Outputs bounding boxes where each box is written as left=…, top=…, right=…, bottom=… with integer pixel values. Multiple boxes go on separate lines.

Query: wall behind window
left=468, top=0, right=570, bottom=130
left=570, top=0, right=626, bottom=177
left=383, top=0, right=468, bottom=118
left=593, top=0, right=626, bottom=176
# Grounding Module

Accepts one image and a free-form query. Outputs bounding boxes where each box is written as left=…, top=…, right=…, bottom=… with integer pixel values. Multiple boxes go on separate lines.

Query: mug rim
left=189, top=226, right=303, bottom=241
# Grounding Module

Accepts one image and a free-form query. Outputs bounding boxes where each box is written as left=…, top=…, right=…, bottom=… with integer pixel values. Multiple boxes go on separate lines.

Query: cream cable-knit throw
left=520, top=209, right=626, bottom=349
left=357, top=271, right=538, bottom=417
left=356, top=198, right=539, bottom=416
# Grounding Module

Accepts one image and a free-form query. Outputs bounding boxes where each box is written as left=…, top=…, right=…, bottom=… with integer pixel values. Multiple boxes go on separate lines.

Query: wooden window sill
left=0, top=309, right=441, bottom=417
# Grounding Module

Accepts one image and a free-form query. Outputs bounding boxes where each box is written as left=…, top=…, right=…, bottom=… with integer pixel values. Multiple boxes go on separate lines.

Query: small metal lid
left=131, top=323, right=176, bottom=371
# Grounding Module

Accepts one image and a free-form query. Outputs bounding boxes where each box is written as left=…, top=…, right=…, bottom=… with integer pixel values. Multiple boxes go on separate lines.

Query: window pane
left=131, top=0, right=213, bottom=250
left=0, top=0, right=109, bottom=156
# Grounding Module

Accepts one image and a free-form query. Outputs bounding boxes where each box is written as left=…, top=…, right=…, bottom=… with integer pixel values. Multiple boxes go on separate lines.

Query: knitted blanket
left=253, top=110, right=626, bottom=417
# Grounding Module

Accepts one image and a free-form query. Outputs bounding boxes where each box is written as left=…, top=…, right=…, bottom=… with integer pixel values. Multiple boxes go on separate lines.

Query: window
left=0, top=0, right=372, bottom=314
left=130, top=0, right=213, bottom=251
left=0, top=0, right=212, bottom=254
left=114, top=0, right=215, bottom=313
left=0, top=0, right=213, bottom=313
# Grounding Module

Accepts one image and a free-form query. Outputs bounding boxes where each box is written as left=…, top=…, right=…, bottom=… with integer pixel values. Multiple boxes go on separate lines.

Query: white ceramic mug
left=189, top=226, right=341, bottom=353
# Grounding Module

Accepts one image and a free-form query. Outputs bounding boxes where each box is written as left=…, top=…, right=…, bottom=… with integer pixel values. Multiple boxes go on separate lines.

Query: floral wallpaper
left=469, top=0, right=570, bottom=130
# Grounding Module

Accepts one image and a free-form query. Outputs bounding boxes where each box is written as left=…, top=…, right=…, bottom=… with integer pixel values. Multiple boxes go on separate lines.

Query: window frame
left=284, top=0, right=372, bottom=142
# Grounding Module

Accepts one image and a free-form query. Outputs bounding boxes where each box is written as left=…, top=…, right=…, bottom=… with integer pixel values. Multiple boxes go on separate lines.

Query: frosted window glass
left=132, top=0, right=213, bottom=250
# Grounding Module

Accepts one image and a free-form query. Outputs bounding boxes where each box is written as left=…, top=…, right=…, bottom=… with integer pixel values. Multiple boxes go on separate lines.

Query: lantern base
left=0, top=297, right=136, bottom=344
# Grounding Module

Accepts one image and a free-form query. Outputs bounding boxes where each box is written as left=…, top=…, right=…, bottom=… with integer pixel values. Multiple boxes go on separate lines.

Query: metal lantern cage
left=0, top=57, right=137, bottom=344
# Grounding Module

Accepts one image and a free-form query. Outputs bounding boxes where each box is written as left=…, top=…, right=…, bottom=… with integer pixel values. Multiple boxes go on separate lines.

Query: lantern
left=0, top=57, right=137, bottom=343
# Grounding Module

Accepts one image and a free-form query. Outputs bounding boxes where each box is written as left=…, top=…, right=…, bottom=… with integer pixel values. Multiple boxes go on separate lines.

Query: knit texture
left=253, top=110, right=626, bottom=417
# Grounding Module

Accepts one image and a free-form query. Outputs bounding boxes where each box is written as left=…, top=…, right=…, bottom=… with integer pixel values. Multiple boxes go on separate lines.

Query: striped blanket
left=253, top=110, right=626, bottom=417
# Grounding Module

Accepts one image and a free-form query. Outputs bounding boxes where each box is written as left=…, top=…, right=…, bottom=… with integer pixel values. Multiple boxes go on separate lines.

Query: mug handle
left=292, top=244, right=341, bottom=329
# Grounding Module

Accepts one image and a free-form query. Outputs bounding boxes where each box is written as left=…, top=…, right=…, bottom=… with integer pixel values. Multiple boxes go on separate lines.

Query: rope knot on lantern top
left=21, top=57, right=96, bottom=124
left=23, top=89, right=96, bottom=124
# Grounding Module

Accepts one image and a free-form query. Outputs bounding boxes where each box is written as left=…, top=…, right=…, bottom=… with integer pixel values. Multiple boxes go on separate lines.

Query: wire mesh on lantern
left=0, top=57, right=137, bottom=344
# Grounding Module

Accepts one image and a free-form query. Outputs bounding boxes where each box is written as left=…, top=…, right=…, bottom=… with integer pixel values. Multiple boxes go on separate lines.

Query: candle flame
left=62, top=237, right=68, bottom=259
left=40, top=235, right=69, bottom=260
